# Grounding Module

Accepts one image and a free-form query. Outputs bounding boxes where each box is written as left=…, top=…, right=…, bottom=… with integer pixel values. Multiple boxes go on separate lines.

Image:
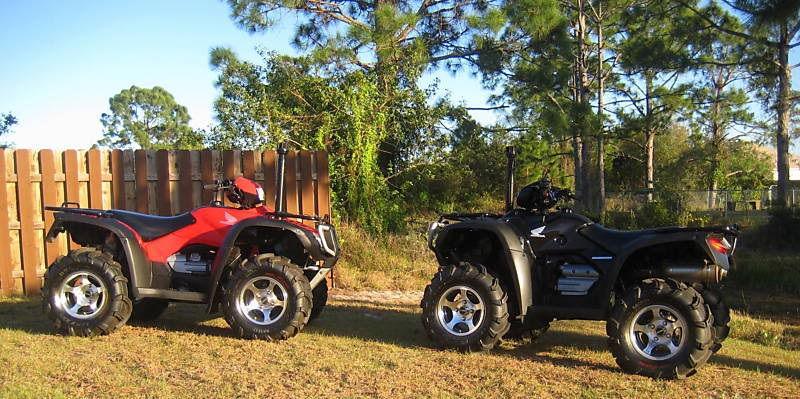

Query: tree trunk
left=596, top=4, right=606, bottom=215
left=775, top=24, right=792, bottom=208
left=576, top=0, right=592, bottom=210
left=645, top=72, right=655, bottom=202
left=708, top=72, right=723, bottom=209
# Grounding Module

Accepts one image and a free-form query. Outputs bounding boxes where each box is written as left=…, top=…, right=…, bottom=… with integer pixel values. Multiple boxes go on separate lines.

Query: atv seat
left=107, top=210, right=196, bottom=241
left=582, top=224, right=653, bottom=254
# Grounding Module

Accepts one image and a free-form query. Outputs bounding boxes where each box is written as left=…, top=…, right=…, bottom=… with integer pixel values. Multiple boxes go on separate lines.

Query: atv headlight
left=427, top=221, right=442, bottom=250
left=317, top=224, right=338, bottom=256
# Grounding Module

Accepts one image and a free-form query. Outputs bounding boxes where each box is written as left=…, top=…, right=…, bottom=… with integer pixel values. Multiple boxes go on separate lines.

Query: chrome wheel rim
left=56, top=271, right=107, bottom=319
left=628, top=304, right=688, bottom=361
left=236, top=276, right=288, bottom=326
left=437, top=285, right=485, bottom=336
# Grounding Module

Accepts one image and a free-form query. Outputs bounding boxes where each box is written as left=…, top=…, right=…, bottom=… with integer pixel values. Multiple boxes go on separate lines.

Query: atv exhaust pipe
left=662, top=263, right=727, bottom=284
left=505, top=145, right=516, bottom=212
left=275, top=142, right=288, bottom=213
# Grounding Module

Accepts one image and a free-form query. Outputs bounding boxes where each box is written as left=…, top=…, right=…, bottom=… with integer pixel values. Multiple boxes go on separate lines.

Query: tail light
left=706, top=235, right=731, bottom=255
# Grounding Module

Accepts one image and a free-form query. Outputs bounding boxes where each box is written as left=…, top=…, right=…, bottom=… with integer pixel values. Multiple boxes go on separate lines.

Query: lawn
left=1, top=293, right=798, bottom=398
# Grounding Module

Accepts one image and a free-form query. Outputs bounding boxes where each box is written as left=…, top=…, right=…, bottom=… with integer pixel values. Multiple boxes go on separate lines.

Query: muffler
left=662, top=263, right=727, bottom=284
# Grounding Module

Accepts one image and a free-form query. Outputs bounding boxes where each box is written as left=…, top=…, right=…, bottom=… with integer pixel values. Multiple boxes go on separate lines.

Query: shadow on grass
left=309, top=304, right=620, bottom=373
left=712, top=354, right=800, bottom=379
left=2, top=298, right=798, bottom=378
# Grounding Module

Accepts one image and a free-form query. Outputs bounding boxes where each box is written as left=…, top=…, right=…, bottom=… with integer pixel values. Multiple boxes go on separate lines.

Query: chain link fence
left=607, top=189, right=800, bottom=213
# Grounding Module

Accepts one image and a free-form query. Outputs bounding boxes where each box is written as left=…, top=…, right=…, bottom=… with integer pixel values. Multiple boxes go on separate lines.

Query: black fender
left=586, top=228, right=719, bottom=286
left=431, top=219, right=533, bottom=316
left=205, top=218, right=334, bottom=312
left=47, top=212, right=152, bottom=298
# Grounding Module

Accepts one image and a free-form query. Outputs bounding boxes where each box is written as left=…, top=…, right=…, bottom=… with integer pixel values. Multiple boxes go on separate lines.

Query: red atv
left=41, top=144, right=339, bottom=340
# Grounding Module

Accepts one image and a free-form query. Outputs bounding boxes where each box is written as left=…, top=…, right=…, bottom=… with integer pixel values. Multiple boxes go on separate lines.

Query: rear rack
left=439, top=212, right=502, bottom=222
left=44, top=204, right=108, bottom=217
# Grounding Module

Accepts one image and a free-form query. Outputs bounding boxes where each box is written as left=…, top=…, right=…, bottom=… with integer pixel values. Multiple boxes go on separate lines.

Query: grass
left=334, top=223, right=436, bottom=291
left=729, top=250, right=800, bottom=295
left=0, top=296, right=799, bottom=398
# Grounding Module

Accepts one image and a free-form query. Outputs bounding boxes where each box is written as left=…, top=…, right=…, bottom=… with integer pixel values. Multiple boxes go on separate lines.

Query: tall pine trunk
left=776, top=24, right=792, bottom=208
left=596, top=4, right=606, bottom=214
left=576, top=0, right=592, bottom=210
left=645, top=72, right=655, bottom=202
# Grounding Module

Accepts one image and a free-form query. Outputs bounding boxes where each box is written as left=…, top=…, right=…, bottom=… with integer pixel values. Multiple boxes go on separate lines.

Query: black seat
left=106, top=210, right=196, bottom=241
left=582, top=224, right=657, bottom=254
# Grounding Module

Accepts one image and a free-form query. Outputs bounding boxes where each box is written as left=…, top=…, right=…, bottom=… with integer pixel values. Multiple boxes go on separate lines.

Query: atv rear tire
left=223, top=254, right=312, bottom=340
left=421, top=262, right=510, bottom=352
left=504, top=318, right=550, bottom=342
left=607, top=279, right=715, bottom=379
left=130, top=298, right=170, bottom=322
left=41, top=248, right=132, bottom=336
left=696, top=285, right=730, bottom=353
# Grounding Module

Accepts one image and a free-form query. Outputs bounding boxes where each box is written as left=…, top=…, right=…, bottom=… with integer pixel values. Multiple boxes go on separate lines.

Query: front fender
left=205, top=218, right=337, bottom=312
left=432, top=219, right=533, bottom=316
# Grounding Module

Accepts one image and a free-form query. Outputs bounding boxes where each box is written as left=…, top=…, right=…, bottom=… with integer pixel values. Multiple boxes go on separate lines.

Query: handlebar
left=203, top=179, right=233, bottom=192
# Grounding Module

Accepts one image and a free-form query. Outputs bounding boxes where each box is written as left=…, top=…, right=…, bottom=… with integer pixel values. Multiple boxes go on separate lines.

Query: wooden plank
left=200, top=150, right=214, bottom=205
left=262, top=151, right=276, bottom=209
left=15, top=150, right=41, bottom=294
left=284, top=150, right=298, bottom=214
left=87, top=149, right=103, bottom=209
left=300, top=150, right=315, bottom=218
left=39, top=150, right=60, bottom=268
left=242, top=150, right=256, bottom=180
left=64, top=150, right=80, bottom=205
left=315, top=151, right=331, bottom=218
left=63, top=149, right=80, bottom=250
left=135, top=150, right=148, bottom=213
left=111, top=149, right=125, bottom=209
left=0, top=150, right=12, bottom=295
left=222, top=150, right=237, bottom=179
left=156, top=150, right=171, bottom=215
left=179, top=150, right=193, bottom=211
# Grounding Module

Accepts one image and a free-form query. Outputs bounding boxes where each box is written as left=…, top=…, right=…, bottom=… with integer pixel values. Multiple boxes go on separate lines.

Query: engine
left=556, top=263, right=599, bottom=296
left=167, top=245, right=215, bottom=292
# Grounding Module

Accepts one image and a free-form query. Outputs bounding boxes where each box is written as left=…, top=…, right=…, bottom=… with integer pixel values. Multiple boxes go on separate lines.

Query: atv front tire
left=304, top=270, right=329, bottom=321
left=310, top=279, right=328, bottom=321
left=223, top=254, right=312, bottom=340
left=607, top=279, right=715, bottom=379
left=41, top=248, right=132, bottom=336
left=421, top=262, right=510, bottom=351
left=130, top=298, right=170, bottom=322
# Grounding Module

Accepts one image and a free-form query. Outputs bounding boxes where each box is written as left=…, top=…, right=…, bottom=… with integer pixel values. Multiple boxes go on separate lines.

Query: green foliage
left=0, top=112, right=17, bottom=148
left=98, top=86, right=203, bottom=149
left=210, top=49, right=447, bottom=233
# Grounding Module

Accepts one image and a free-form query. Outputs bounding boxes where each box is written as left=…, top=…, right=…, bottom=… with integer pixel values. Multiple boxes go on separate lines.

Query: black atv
left=420, top=147, right=737, bottom=379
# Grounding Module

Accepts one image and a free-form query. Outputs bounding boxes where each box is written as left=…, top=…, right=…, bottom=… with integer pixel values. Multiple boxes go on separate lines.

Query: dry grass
left=1, top=296, right=799, bottom=398
left=334, top=223, right=437, bottom=290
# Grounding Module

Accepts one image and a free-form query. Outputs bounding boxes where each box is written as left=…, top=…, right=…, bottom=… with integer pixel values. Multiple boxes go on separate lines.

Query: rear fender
left=607, top=231, right=718, bottom=285
left=205, top=218, right=330, bottom=312
left=47, top=212, right=152, bottom=298
left=432, top=220, right=533, bottom=316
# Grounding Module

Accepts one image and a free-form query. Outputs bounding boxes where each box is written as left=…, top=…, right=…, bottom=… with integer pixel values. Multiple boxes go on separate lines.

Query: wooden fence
left=0, top=148, right=331, bottom=296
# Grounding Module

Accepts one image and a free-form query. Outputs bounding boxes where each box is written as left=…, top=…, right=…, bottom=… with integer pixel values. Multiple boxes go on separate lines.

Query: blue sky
left=0, top=0, right=495, bottom=149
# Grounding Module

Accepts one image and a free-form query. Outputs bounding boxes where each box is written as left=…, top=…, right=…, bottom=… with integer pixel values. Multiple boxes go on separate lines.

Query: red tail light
left=706, top=236, right=730, bottom=255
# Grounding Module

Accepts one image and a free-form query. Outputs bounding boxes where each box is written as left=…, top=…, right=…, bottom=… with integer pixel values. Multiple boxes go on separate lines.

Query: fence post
left=15, top=150, right=41, bottom=294
left=0, top=150, right=13, bottom=295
